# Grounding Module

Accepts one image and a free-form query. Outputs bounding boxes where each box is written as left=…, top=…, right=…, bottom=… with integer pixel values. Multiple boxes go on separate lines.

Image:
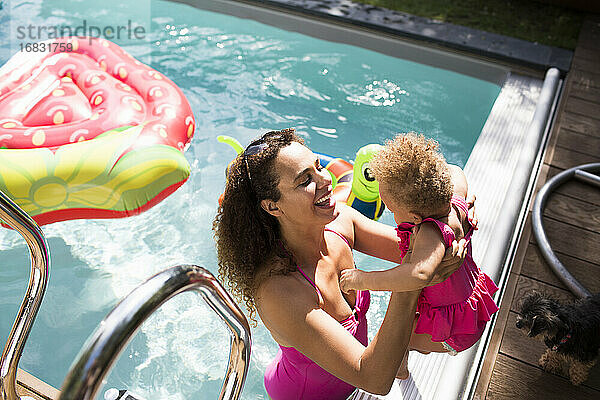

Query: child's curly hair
left=370, top=132, right=453, bottom=217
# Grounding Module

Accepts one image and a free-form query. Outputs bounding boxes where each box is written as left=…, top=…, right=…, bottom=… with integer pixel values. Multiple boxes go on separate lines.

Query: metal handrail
left=0, top=191, right=50, bottom=400
left=531, top=163, right=600, bottom=298
left=58, top=265, right=252, bottom=400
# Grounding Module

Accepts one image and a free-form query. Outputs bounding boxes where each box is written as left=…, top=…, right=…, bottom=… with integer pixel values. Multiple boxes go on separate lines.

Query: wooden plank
left=570, top=83, right=600, bottom=104
left=567, top=71, right=600, bottom=90
left=572, top=50, right=600, bottom=75
left=501, top=311, right=600, bottom=391
left=568, top=70, right=600, bottom=91
left=555, top=128, right=600, bottom=157
left=573, top=46, right=600, bottom=65
left=558, top=111, right=600, bottom=137
left=529, top=218, right=600, bottom=266
left=549, top=146, right=600, bottom=170
left=546, top=167, right=600, bottom=206
left=486, top=354, right=600, bottom=400
left=578, top=36, right=600, bottom=53
left=543, top=192, right=600, bottom=232
left=521, top=244, right=600, bottom=293
left=565, top=97, right=600, bottom=121
left=511, top=275, right=576, bottom=313
left=550, top=145, right=600, bottom=170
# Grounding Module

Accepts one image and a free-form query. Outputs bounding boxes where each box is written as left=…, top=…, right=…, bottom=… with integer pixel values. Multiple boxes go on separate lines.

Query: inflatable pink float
left=0, top=37, right=195, bottom=225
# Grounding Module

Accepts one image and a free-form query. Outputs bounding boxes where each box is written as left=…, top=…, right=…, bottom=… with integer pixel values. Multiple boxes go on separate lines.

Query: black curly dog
left=515, top=291, right=600, bottom=385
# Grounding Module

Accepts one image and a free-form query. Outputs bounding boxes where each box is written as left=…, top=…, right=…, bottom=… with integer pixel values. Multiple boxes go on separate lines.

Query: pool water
left=0, top=0, right=501, bottom=398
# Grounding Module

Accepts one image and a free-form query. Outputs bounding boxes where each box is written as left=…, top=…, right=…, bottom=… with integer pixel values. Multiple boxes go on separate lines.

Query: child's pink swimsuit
left=396, top=195, right=499, bottom=354
left=264, top=228, right=370, bottom=400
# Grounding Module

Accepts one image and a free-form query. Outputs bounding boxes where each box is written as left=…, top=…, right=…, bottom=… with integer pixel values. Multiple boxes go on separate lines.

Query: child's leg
left=409, top=332, right=449, bottom=353
left=396, top=349, right=409, bottom=380
left=395, top=332, right=448, bottom=380
left=395, top=315, right=421, bottom=380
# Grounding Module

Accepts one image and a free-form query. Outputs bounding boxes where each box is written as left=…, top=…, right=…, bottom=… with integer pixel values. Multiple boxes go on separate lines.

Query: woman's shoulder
left=325, top=204, right=359, bottom=245
left=255, top=256, right=309, bottom=301
left=255, top=263, right=320, bottom=323
left=254, top=267, right=322, bottom=347
left=256, top=272, right=300, bottom=302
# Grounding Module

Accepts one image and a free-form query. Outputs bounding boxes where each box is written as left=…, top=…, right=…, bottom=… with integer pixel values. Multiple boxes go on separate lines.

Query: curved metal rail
left=58, top=264, right=252, bottom=400
left=532, top=163, right=600, bottom=298
left=0, top=191, right=50, bottom=400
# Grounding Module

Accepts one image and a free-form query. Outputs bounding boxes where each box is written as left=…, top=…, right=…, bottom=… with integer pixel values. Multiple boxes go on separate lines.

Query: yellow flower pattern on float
left=0, top=125, right=190, bottom=218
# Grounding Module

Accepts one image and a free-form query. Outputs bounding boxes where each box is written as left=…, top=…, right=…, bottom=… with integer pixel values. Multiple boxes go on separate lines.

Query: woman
left=213, top=129, right=468, bottom=399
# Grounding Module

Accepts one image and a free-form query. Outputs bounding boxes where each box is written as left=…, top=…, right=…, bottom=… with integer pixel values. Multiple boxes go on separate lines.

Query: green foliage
left=353, top=0, right=584, bottom=49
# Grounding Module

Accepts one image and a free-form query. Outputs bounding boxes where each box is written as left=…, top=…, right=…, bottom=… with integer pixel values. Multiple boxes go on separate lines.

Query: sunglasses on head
left=243, top=129, right=292, bottom=184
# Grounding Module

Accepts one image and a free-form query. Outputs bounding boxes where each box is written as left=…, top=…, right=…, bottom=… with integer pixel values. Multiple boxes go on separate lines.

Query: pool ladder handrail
left=0, top=190, right=50, bottom=400
left=58, top=264, right=252, bottom=400
left=531, top=163, right=600, bottom=298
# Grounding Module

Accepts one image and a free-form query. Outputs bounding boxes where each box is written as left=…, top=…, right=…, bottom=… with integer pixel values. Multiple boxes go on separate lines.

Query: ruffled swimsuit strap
left=451, top=194, right=469, bottom=215
left=422, top=218, right=455, bottom=248
left=395, top=218, right=455, bottom=257
left=451, top=194, right=473, bottom=240
left=395, top=222, right=415, bottom=261
left=415, top=195, right=473, bottom=248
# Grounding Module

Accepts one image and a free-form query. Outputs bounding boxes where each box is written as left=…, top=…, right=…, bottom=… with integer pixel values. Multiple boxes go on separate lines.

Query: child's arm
left=448, top=164, right=468, bottom=198
left=448, top=164, right=478, bottom=229
left=340, top=223, right=451, bottom=293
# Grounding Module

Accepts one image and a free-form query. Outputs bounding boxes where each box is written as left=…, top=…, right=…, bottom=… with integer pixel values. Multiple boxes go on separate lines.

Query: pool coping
left=236, top=0, right=573, bottom=74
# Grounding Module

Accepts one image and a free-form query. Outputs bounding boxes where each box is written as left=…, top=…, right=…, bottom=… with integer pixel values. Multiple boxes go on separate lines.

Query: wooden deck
left=474, top=14, right=600, bottom=400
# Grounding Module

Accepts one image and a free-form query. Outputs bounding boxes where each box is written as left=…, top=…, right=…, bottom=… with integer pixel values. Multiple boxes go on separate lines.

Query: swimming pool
left=0, top=0, right=552, bottom=399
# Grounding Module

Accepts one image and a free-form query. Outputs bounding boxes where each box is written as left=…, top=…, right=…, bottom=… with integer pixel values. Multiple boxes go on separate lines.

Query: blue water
left=0, top=0, right=501, bottom=398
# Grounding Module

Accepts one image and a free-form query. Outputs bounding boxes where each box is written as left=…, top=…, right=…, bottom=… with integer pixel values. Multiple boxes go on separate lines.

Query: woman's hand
left=467, top=193, right=478, bottom=230
left=426, top=238, right=467, bottom=285
left=340, top=268, right=367, bottom=294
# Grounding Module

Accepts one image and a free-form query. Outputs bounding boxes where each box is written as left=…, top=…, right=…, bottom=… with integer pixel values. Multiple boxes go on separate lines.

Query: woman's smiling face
left=271, top=142, right=338, bottom=224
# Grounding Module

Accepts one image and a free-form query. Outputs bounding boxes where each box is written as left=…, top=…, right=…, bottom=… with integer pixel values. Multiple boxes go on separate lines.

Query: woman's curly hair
left=213, top=128, right=304, bottom=323
left=370, top=132, right=453, bottom=216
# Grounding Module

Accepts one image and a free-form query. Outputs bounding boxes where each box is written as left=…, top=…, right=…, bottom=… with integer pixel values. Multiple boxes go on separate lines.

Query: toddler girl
left=340, top=132, right=498, bottom=376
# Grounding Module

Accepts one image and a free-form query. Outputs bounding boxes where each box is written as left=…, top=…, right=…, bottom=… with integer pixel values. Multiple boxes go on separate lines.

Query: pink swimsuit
left=264, top=228, right=370, bottom=400
left=396, top=195, right=499, bottom=353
